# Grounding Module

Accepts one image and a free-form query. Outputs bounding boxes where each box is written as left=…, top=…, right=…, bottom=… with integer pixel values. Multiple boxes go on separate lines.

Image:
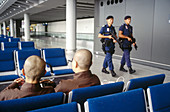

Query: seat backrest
left=42, top=48, right=67, bottom=67
left=85, top=88, right=148, bottom=112
left=15, top=49, right=41, bottom=77
left=2, top=42, right=19, bottom=51
left=147, top=82, right=170, bottom=112
left=0, top=38, right=8, bottom=42
left=125, top=74, right=165, bottom=91
left=0, top=92, right=64, bottom=112
left=68, top=82, right=124, bottom=111
left=0, top=51, right=19, bottom=82
left=9, top=38, right=20, bottom=42
left=19, top=41, right=35, bottom=50
left=28, top=102, right=81, bottom=112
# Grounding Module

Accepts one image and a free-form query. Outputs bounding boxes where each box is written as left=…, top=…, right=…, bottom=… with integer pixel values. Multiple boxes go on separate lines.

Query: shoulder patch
left=102, top=25, right=105, bottom=27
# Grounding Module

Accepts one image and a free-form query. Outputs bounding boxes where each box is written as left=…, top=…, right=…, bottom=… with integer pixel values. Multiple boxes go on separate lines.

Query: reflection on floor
left=31, top=36, right=170, bottom=85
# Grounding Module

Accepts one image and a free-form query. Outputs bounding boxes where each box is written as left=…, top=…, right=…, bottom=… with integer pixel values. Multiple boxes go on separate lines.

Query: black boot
left=102, top=68, right=109, bottom=74
left=119, top=65, right=128, bottom=72
left=110, top=70, right=116, bottom=77
left=128, top=67, right=136, bottom=74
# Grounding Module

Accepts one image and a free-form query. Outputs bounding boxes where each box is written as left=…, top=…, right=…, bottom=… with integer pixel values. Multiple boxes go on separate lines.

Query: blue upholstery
left=0, top=38, right=8, bottom=42
left=10, top=38, right=20, bottom=42
left=85, top=88, right=147, bottom=112
left=69, top=82, right=124, bottom=111
left=20, top=41, right=35, bottom=50
left=126, top=74, right=165, bottom=91
left=147, top=82, right=170, bottom=112
left=43, top=48, right=67, bottom=67
left=0, top=51, right=19, bottom=82
left=0, top=75, right=19, bottom=82
left=3, top=42, right=19, bottom=51
left=28, top=102, right=80, bottom=112
left=0, top=92, right=64, bottom=112
left=0, top=34, right=4, bottom=38
left=0, top=51, right=15, bottom=72
left=42, top=48, right=74, bottom=76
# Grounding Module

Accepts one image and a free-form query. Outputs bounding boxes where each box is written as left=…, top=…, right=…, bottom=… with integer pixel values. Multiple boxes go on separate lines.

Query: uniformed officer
left=98, top=15, right=117, bottom=77
left=119, top=15, right=136, bottom=74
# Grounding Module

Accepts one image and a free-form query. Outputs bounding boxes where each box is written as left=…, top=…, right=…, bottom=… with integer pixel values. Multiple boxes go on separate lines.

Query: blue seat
left=85, top=88, right=148, bottom=112
left=147, top=82, right=170, bottom=112
left=2, top=42, right=19, bottom=51
left=15, top=49, right=49, bottom=77
left=19, top=41, right=35, bottom=50
left=0, top=51, right=19, bottom=82
left=42, top=48, right=74, bottom=76
left=0, top=38, right=8, bottom=42
left=68, top=82, right=124, bottom=111
left=0, top=34, right=4, bottom=38
left=125, top=74, right=165, bottom=91
left=28, top=102, right=81, bottom=112
left=0, top=92, right=65, bottom=112
left=9, top=38, right=20, bottom=42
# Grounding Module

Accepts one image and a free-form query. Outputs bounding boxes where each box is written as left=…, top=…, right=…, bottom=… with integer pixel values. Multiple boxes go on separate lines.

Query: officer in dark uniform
left=98, top=15, right=117, bottom=77
left=119, top=15, right=136, bottom=74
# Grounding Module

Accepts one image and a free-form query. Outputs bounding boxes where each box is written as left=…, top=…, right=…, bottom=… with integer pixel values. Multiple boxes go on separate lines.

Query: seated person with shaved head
left=0, top=55, right=55, bottom=101
left=54, top=49, right=101, bottom=94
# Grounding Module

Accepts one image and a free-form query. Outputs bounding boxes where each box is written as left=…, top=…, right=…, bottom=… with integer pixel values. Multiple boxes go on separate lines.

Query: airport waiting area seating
left=125, top=74, right=165, bottom=91
left=147, top=82, right=170, bottom=112
left=19, top=41, right=35, bottom=50
left=28, top=102, right=81, bottom=112
left=9, top=38, right=20, bottom=42
left=42, top=48, right=74, bottom=76
left=0, top=50, right=19, bottom=82
left=0, top=92, right=65, bottom=112
left=68, top=82, right=124, bottom=111
left=1, top=42, right=19, bottom=51
left=85, top=88, right=148, bottom=112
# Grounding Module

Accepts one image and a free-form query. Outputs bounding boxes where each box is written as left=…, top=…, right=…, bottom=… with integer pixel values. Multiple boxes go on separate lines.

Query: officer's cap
left=124, top=15, right=131, bottom=20
left=106, top=15, right=114, bottom=20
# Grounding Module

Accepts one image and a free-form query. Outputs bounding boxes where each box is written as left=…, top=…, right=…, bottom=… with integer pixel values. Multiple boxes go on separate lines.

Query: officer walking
left=119, top=15, right=136, bottom=74
left=98, top=15, right=117, bottom=77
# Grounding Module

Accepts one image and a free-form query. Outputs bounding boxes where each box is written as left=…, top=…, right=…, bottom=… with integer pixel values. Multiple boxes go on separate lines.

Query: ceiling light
left=18, top=5, right=20, bottom=8
left=13, top=8, right=16, bottom=11
left=26, top=1, right=28, bottom=3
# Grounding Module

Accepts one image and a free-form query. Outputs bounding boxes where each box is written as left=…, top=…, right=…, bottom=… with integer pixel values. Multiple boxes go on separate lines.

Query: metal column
left=24, top=13, right=30, bottom=41
left=66, top=0, right=77, bottom=51
left=10, top=19, right=14, bottom=37
left=3, top=22, right=6, bottom=36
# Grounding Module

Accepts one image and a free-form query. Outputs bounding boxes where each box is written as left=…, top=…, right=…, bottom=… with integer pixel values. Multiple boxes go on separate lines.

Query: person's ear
left=22, top=69, right=25, bottom=76
left=75, top=61, right=78, bottom=68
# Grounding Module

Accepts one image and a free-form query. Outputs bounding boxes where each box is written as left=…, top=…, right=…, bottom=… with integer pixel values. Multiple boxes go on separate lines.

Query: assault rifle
left=129, top=35, right=138, bottom=50
left=110, top=31, right=123, bottom=49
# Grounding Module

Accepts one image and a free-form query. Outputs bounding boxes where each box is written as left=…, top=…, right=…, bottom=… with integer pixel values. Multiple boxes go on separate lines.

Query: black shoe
left=102, top=68, right=109, bottom=74
left=128, top=67, right=136, bottom=74
left=119, top=65, right=128, bottom=72
left=110, top=70, right=116, bottom=77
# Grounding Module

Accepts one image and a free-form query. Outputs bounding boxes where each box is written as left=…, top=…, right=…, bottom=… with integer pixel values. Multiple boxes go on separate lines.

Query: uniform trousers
left=103, top=52, right=113, bottom=71
left=121, top=49, right=131, bottom=67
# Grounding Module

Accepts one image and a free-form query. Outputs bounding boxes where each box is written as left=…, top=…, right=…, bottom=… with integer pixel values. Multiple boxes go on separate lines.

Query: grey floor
left=31, top=36, right=170, bottom=85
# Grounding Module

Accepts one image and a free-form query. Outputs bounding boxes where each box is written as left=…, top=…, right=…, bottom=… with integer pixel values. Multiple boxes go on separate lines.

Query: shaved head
left=23, top=55, right=46, bottom=81
left=73, top=49, right=92, bottom=70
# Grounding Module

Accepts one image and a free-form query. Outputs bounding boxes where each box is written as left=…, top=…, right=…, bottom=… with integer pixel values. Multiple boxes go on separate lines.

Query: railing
left=29, top=31, right=94, bottom=41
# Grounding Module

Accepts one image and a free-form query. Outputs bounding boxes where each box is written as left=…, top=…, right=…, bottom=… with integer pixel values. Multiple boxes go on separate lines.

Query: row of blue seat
left=0, top=48, right=74, bottom=82
left=0, top=41, right=35, bottom=51
left=0, top=34, right=13, bottom=38
left=0, top=81, right=169, bottom=112
left=0, top=38, right=20, bottom=42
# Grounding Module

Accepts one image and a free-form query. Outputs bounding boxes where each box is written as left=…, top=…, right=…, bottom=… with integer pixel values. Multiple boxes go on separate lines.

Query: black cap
left=106, top=15, right=114, bottom=20
left=124, top=15, right=131, bottom=20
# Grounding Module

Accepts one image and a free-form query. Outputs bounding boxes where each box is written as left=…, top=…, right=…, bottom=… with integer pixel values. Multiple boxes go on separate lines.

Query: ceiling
left=0, top=0, right=94, bottom=24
